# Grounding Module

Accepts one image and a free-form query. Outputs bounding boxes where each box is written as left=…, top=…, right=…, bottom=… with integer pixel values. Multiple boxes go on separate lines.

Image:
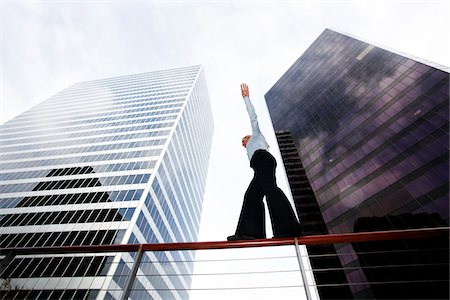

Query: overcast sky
left=1, top=1, right=449, bottom=299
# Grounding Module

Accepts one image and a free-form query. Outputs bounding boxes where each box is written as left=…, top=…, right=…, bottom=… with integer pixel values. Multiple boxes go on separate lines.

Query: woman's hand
left=241, top=83, right=249, bottom=98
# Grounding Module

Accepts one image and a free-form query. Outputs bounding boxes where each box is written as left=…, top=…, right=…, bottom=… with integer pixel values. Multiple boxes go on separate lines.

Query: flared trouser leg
left=235, top=176, right=266, bottom=238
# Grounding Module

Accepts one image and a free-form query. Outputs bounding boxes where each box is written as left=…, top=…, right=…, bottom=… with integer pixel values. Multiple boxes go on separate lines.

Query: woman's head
left=242, top=135, right=251, bottom=148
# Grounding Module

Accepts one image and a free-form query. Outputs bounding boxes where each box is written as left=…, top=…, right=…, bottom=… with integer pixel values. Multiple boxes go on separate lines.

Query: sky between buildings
left=1, top=1, right=449, bottom=299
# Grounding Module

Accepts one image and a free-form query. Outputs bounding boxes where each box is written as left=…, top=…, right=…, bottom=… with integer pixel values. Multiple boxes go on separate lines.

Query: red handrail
left=1, top=227, right=448, bottom=255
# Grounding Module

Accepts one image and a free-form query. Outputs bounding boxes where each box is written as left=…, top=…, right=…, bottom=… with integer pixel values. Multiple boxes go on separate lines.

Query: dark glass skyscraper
left=0, top=65, right=214, bottom=299
left=275, top=131, right=352, bottom=299
left=265, top=29, right=449, bottom=298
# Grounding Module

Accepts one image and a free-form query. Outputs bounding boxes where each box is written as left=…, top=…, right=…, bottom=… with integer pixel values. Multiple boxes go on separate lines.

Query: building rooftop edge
left=74, top=64, right=204, bottom=86
left=326, top=28, right=450, bottom=73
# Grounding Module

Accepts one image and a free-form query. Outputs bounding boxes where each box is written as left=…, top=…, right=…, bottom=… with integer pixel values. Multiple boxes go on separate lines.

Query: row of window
left=67, top=72, right=195, bottom=92
left=60, top=68, right=198, bottom=94
left=5, top=106, right=177, bottom=145
left=11, top=191, right=111, bottom=207
left=1, top=255, right=111, bottom=278
left=29, top=91, right=187, bottom=126
left=0, top=173, right=150, bottom=193
left=2, top=101, right=182, bottom=140
left=13, top=90, right=185, bottom=128
left=2, top=96, right=180, bottom=136
left=45, top=82, right=190, bottom=106
left=48, top=166, right=94, bottom=177
left=1, top=128, right=171, bottom=156
left=32, top=176, right=102, bottom=191
left=2, top=114, right=177, bottom=147
left=0, top=207, right=135, bottom=227
left=0, top=229, right=121, bottom=248
left=0, top=289, right=97, bottom=300
left=0, top=160, right=157, bottom=182
left=10, top=83, right=188, bottom=123
left=0, top=148, right=162, bottom=174
left=0, top=189, right=143, bottom=209
left=54, top=72, right=196, bottom=100
left=3, top=137, right=165, bottom=162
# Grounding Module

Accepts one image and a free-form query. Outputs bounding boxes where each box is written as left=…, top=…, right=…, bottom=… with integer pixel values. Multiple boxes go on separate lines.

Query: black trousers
left=235, top=150, right=301, bottom=238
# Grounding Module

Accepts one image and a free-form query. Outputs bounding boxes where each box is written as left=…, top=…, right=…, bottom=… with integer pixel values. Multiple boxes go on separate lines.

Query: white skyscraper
left=0, top=65, right=214, bottom=299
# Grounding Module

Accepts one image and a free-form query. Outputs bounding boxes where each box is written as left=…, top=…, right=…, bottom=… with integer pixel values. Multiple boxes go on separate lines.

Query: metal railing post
left=121, top=244, right=144, bottom=300
left=295, top=238, right=313, bottom=300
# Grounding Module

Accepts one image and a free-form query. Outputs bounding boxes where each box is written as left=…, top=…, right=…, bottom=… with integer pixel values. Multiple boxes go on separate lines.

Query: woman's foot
left=227, top=234, right=259, bottom=241
left=272, top=228, right=308, bottom=239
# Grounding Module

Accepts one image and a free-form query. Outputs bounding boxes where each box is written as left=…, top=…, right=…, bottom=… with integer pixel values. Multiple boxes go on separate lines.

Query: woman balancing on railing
left=227, top=84, right=304, bottom=241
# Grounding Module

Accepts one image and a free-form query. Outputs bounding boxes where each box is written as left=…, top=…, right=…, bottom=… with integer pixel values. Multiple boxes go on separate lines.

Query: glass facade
left=265, top=29, right=449, bottom=298
left=275, top=131, right=352, bottom=299
left=0, top=65, right=214, bottom=299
